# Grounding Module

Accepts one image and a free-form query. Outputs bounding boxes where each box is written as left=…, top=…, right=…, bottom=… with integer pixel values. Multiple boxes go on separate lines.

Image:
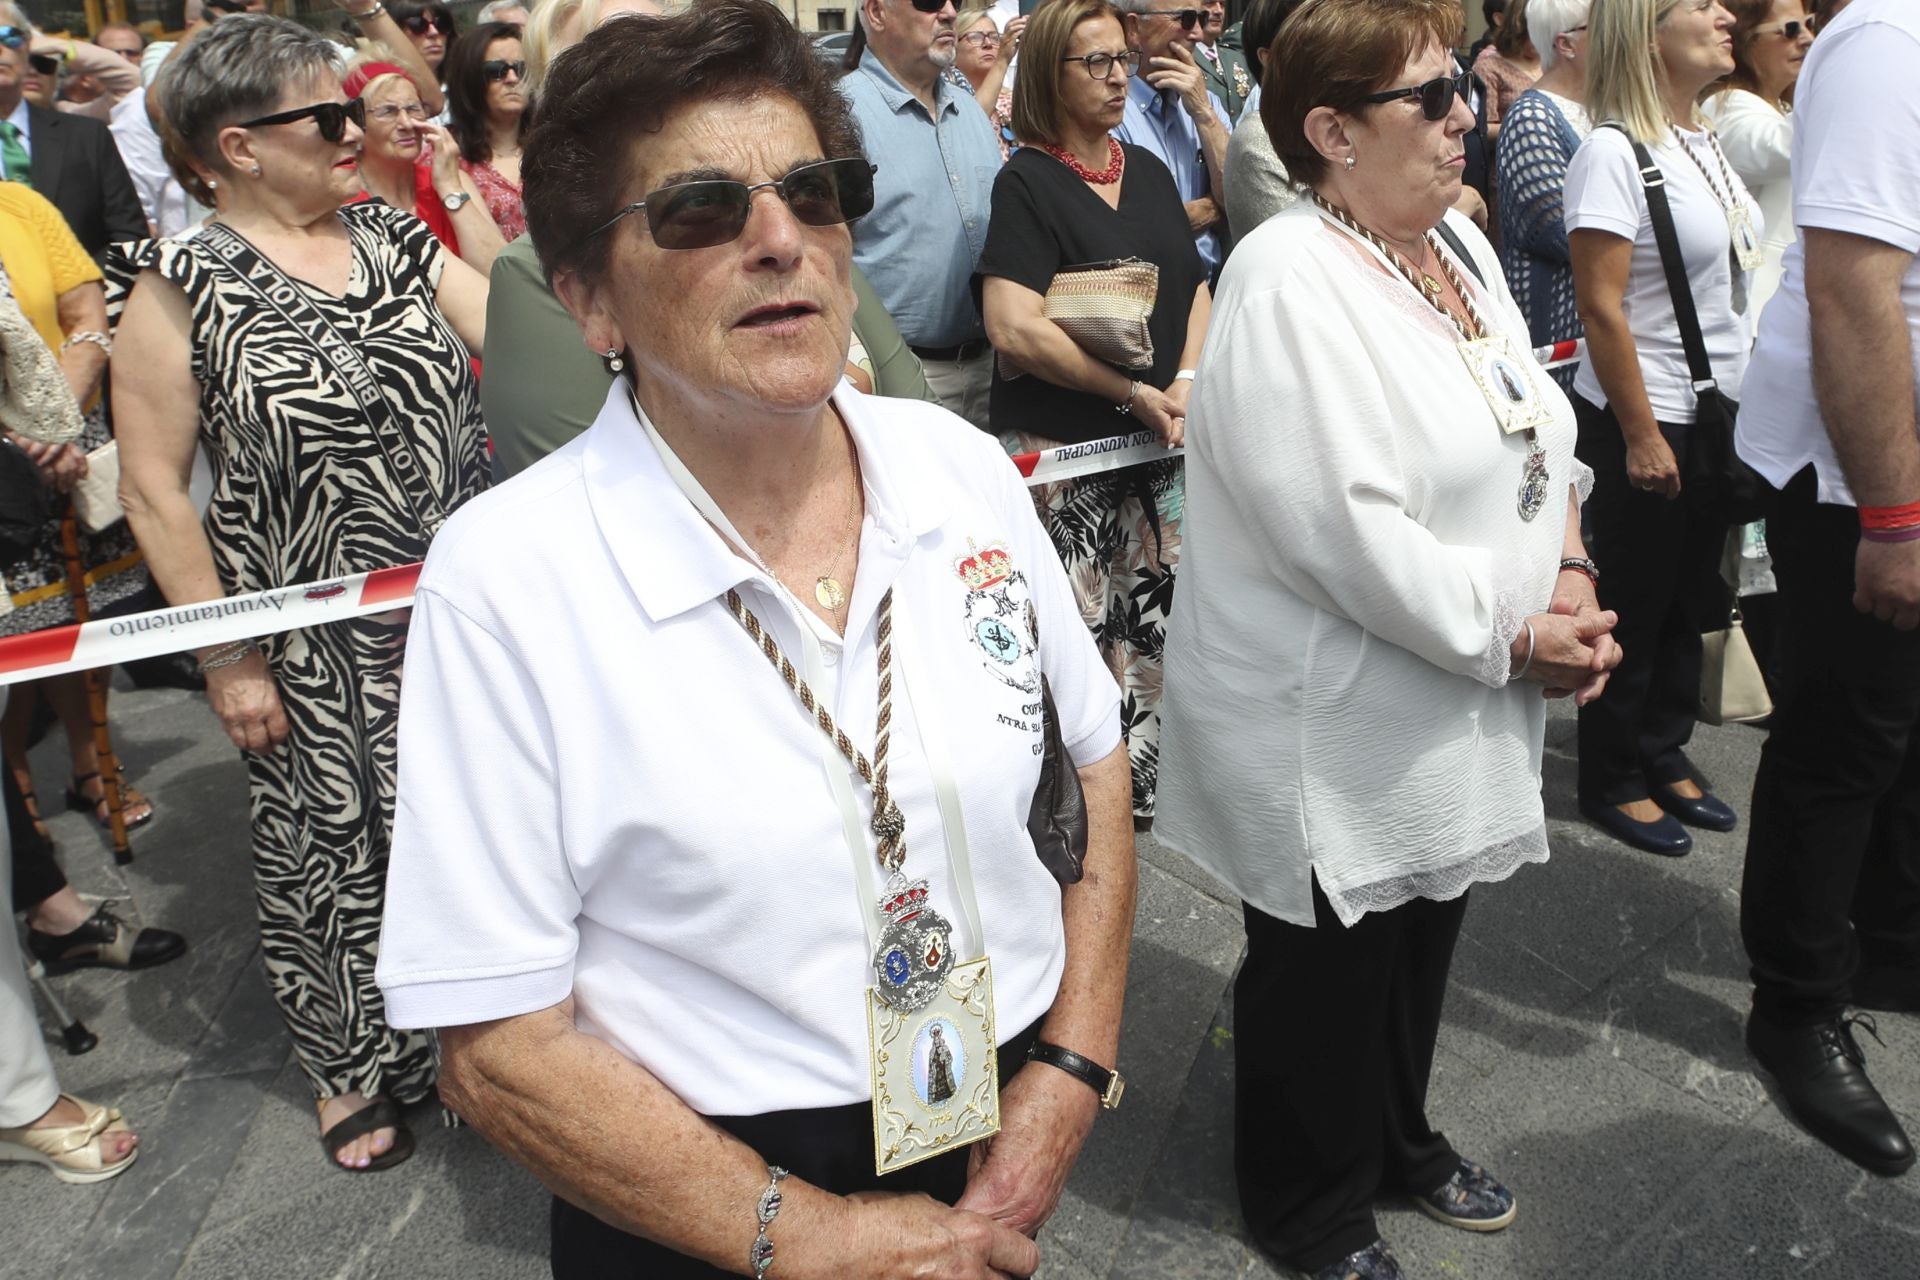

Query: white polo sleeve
left=1792, top=21, right=1920, bottom=253
left=376, top=585, right=579, bottom=1029
left=1563, top=126, right=1645, bottom=241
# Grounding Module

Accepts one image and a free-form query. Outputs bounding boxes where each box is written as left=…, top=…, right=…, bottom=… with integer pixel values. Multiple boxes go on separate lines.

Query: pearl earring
left=603, top=347, right=625, bottom=375
left=250, top=163, right=262, bottom=177
left=1345, top=154, right=1356, bottom=171
left=206, top=178, right=219, bottom=190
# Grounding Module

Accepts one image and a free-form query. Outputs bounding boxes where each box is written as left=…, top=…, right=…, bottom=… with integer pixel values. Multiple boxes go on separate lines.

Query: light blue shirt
left=841, top=51, right=1001, bottom=348
left=1114, top=74, right=1231, bottom=276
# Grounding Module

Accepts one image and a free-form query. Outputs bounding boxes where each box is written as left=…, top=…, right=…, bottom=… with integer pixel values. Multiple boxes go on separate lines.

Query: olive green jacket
left=481, top=234, right=934, bottom=483
left=1198, top=43, right=1254, bottom=125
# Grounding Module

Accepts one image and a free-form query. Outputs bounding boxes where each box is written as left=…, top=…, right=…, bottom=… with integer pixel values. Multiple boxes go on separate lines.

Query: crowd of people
left=0, top=0, right=1913, bottom=1278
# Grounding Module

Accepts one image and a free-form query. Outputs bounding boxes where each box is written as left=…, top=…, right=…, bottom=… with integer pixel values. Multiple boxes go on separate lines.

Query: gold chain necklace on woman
left=1311, top=192, right=1553, bottom=521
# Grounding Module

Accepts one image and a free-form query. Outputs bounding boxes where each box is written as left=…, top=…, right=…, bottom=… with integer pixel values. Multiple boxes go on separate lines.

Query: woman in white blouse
left=1702, top=0, right=1813, bottom=318
left=1566, top=0, right=1757, bottom=856
left=1156, top=1, right=1619, bottom=1276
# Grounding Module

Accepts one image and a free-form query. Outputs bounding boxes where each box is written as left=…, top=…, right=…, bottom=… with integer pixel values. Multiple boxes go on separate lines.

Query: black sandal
left=320, top=1099, right=415, bottom=1173
left=64, top=772, right=155, bottom=831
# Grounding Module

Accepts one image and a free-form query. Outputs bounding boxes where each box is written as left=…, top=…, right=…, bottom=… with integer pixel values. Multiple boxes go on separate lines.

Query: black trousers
left=1573, top=395, right=1732, bottom=807
left=4, top=765, right=63, bottom=913
left=1234, top=882, right=1467, bottom=1273
left=549, top=1020, right=1042, bottom=1278
left=1740, top=468, right=1920, bottom=1022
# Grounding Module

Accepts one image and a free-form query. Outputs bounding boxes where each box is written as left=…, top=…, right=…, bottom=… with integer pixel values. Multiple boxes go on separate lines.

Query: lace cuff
left=1321, top=825, right=1551, bottom=926
left=1475, top=547, right=1535, bottom=690
left=1571, top=458, right=1595, bottom=506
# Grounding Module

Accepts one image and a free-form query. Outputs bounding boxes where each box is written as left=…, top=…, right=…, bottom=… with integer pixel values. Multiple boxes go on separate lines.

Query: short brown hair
left=1718, top=0, right=1805, bottom=97
left=1493, top=0, right=1534, bottom=58
left=524, top=0, right=864, bottom=290
left=1260, top=0, right=1464, bottom=187
left=1010, top=0, right=1125, bottom=148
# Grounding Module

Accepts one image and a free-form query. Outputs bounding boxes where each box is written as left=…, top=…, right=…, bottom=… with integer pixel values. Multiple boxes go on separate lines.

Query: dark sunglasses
left=907, top=0, right=952, bottom=11
left=0, top=25, right=26, bottom=50
left=238, top=97, right=367, bottom=144
left=1362, top=69, right=1475, bottom=121
left=1759, top=18, right=1808, bottom=38
left=26, top=52, right=58, bottom=77
left=1062, top=49, right=1141, bottom=80
left=1142, top=8, right=1205, bottom=28
left=402, top=12, right=455, bottom=35
left=587, top=157, right=877, bottom=250
left=481, top=58, right=527, bottom=82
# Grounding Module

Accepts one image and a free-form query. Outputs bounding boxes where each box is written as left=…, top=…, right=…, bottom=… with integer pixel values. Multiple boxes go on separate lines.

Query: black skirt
left=549, top=1019, right=1043, bottom=1278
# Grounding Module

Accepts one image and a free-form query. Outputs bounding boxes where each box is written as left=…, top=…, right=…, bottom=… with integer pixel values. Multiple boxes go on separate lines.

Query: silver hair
left=157, top=14, right=342, bottom=191
left=1107, top=0, right=1155, bottom=14
left=477, top=0, right=527, bottom=21
left=1525, top=0, right=1591, bottom=72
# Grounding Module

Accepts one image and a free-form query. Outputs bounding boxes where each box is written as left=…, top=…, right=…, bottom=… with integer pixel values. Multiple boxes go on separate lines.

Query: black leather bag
left=1027, top=611, right=1089, bottom=884
left=0, top=441, right=51, bottom=558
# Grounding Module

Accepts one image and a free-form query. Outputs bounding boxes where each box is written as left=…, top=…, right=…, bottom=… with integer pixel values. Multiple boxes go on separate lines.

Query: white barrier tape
left=1008, top=428, right=1183, bottom=485
left=1534, top=338, right=1585, bottom=372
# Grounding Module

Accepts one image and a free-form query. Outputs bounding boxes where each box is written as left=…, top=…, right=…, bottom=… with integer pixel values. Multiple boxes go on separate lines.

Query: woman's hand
left=10, top=436, right=88, bottom=492
left=422, top=124, right=464, bottom=194
left=1130, top=383, right=1184, bottom=447
left=1513, top=609, right=1622, bottom=705
left=1002, top=15, right=1027, bottom=51
left=839, top=1190, right=1040, bottom=1278
left=1626, top=433, right=1682, bottom=499
left=204, top=650, right=290, bottom=753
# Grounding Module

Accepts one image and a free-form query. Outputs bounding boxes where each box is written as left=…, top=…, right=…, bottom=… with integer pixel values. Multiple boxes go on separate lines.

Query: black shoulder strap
left=1432, top=218, right=1485, bottom=286
left=1598, top=122, right=1717, bottom=393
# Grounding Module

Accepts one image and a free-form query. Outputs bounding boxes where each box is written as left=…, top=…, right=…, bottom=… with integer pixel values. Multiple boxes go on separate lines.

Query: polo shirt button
left=822, top=648, right=840, bottom=668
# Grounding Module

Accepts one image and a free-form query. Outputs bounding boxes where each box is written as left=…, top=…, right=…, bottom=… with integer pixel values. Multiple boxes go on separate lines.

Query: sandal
left=64, top=772, right=154, bottom=831
left=320, top=1098, right=415, bottom=1173
left=0, top=1094, right=138, bottom=1184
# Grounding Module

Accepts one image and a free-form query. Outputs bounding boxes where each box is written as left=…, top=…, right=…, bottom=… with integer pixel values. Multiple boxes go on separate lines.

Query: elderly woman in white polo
left=375, top=3, right=1136, bottom=1277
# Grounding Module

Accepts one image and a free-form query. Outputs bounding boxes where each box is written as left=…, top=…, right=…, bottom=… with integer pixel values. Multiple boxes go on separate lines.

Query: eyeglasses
left=1142, top=9, right=1205, bottom=28
left=1362, top=69, right=1476, bottom=121
left=369, top=101, right=431, bottom=123
left=481, top=58, right=527, bottom=81
left=0, top=26, right=27, bottom=50
left=402, top=13, right=455, bottom=35
left=959, top=32, right=1001, bottom=48
left=237, top=97, right=367, bottom=144
left=587, top=157, right=877, bottom=250
left=105, top=45, right=144, bottom=61
left=26, top=52, right=58, bottom=77
left=907, top=0, right=953, bottom=12
left=1061, top=49, right=1140, bottom=80
left=1757, top=18, right=1808, bottom=38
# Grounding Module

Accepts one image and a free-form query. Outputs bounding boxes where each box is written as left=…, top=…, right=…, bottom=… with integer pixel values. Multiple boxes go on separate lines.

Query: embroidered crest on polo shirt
left=954, top=539, right=1040, bottom=695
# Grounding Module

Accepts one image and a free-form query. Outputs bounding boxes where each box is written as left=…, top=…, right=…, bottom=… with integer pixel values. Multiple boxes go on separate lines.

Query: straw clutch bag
left=999, top=257, right=1159, bottom=381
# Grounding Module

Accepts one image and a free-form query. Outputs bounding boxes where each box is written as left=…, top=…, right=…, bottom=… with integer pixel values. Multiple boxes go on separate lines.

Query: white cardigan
left=1703, top=88, right=1795, bottom=322
left=1155, top=205, right=1591, bottom=928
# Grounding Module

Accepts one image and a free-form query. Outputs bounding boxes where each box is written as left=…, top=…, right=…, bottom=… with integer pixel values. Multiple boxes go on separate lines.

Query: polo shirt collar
left=857, top=48, right=957, bottom=120
left=580, top=381, right=952, bottom=625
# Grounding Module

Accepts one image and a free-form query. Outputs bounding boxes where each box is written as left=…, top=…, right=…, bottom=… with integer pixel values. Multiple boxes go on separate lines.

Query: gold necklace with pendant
left=813, top=465, right=863, bottom=611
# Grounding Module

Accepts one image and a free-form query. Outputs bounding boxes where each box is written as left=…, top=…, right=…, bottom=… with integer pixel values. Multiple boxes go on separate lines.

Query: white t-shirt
left=1564, top=123, right=1761, bottom=423
left=1737, top=0, right=1920, bottom=507
left=376, top=383, right=1121, bottom=1115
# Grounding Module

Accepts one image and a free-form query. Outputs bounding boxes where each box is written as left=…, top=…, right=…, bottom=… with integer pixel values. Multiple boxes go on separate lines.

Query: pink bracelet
left=1860, top=525, right=1920, bottom=544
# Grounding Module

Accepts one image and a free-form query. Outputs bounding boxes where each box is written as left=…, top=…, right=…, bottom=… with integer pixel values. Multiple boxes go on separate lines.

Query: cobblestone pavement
left=5, top=679, right=1918, bottom=1279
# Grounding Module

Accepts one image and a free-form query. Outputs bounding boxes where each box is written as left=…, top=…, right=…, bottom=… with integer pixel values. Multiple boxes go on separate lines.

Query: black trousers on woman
left=5, top=766, right=63, bottom=913
left=1573, top=395, right=1732, bottom=807
left=549, top=1020, right=1042, bottom=1278
left=1741, top=468, right=1920, bottom=1021
left=1235, top=880, right=1468, bottom=1272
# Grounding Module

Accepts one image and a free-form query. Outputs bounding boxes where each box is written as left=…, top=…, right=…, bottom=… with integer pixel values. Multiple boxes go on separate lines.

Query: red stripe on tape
left=0, top=624, right=82, bottom=674
left=1550, top=340, right=1579, bottom=361
left=360, top=563, right=423, bottom=606
left=1010, top=451, right=1040, bottom=478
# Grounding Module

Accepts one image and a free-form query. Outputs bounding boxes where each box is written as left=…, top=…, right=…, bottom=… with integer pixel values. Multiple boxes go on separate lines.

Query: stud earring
left=1345, top=154, right=1357, bottom=171
left=250, top=163, right=262, bottom=177
left=603, top=347, right=625, bottom=375
left=206, top=178, right=218, bottom=190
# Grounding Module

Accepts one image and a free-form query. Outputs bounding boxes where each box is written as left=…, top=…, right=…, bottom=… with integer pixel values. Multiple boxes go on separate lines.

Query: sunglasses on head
left=482, top=58, right=527, bottom=82
left=1142, top=8, right=1206, bottom=28
left=26, top=52, right=58, bottom=76
left=238, top=96, right=367, bottom=144
left=402, top=12, right=455, bottom=35
left=587, top=156, right=876, bottom=251
left=1362, top=68, right=1475, bottom=121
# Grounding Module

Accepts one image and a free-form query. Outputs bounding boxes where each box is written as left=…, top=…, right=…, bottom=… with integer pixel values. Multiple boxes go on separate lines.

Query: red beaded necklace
left=1040, top=137, right=1125, bottom=185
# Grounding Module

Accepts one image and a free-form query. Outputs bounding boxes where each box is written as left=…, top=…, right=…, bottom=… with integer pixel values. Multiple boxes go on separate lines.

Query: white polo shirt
left=1736, top=0, right=1920, bottom=507
left=376, top=383, right=1121, bottom=1115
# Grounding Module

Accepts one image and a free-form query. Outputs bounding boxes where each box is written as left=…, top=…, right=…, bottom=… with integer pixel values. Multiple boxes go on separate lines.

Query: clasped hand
left=1514, top=575, right=1623, bottom=705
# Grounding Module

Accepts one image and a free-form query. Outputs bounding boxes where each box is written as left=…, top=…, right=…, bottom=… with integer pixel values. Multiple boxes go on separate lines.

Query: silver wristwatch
left=442, top=191, right=472, bottom=212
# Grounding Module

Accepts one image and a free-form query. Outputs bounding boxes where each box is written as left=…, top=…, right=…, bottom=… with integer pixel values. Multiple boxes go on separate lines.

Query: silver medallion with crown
left=870, top=872, right=956, bottom=1012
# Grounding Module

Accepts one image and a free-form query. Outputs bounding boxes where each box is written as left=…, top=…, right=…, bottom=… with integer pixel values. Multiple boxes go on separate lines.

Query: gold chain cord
left=725, top=586, right=908, bottom=873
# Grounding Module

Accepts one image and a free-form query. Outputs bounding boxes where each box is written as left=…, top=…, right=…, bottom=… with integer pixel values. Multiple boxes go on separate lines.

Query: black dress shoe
left=1853, top=964, right=1920, bottom=1015
left=26, top=903, right=188, bottom=975
left=1580, top=802, right=1693, bottom=856
left=1650, top=782, right=1738, bottom=832
left=1747, top=1010, right=1916, bottom=1176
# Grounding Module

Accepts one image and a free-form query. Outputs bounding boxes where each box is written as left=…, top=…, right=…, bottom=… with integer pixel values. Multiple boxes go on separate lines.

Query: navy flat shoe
left=1650, top=782, right=1738, bottom=832
left=1581, top=802, right=1693, bottom=856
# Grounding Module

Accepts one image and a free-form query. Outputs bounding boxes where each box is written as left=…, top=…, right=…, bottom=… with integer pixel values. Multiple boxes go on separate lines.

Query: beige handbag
left=997, top=257, right=1160, bottom=381
left=1699, top=603, right=1772, bottom=726
left=70, top=439, right=125, bottom=533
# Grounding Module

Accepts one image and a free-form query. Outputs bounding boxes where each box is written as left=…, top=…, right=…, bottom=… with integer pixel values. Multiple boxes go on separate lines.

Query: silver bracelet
left=348, top=1, right=386, bottom=19
left=748, top=1164, right=788, bottom=1278
left=198, top=640, right=256, bottom=673
left=1515, top=620, right=1537, bottom=681
left=60, top=330, right=112, bottom=356
left=1115, top=379, right=1140, bottom=416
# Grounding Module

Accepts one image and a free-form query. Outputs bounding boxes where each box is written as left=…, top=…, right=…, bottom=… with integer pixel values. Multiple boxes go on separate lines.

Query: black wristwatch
left=1026, top=1041, right=1125, bottom=1110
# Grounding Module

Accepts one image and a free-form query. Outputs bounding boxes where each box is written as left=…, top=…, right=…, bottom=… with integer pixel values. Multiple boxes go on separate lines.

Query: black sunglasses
left=1760, top=18, right=1808, bottom=38
left=1062, top=49, right=1141, bottom=80
left=402, top=12, right=455, bottom=35
left=26, top=52, right=58, bottom=76
left=481, top=58, right=527, bottom=82
left=907, top=0, right=953, bottom=11
left=1141, top=8, right=1205, bottom=28
left=587, top=157, right=877, bottom=250
left=237, top=97, right=367, bottom=144
left=0, top=25, right=27, bottom=50
left=1362, top=69, right=1475, bottom=121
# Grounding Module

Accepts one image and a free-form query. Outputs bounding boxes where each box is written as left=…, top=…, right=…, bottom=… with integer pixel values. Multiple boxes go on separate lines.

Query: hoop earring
left=603, top=347, right=625, bottom=375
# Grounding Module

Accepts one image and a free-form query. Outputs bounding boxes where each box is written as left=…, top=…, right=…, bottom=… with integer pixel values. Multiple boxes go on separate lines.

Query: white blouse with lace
left=1156, top=203, right=1592, bottom=928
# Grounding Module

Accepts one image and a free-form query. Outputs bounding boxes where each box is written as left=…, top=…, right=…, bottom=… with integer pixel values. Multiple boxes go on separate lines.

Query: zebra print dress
left=107, top=203, right=489, bottom=1105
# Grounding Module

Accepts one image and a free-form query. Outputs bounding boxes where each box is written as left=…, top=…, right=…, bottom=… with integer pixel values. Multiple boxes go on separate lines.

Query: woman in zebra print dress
left=107, top=16, right=490, bottom=1172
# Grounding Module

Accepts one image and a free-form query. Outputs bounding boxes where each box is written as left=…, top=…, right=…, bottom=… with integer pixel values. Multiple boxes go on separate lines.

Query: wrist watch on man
left=442, top=191, right=472, bottom=212
left=1026, top=1041, right=1125, bottom=1110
